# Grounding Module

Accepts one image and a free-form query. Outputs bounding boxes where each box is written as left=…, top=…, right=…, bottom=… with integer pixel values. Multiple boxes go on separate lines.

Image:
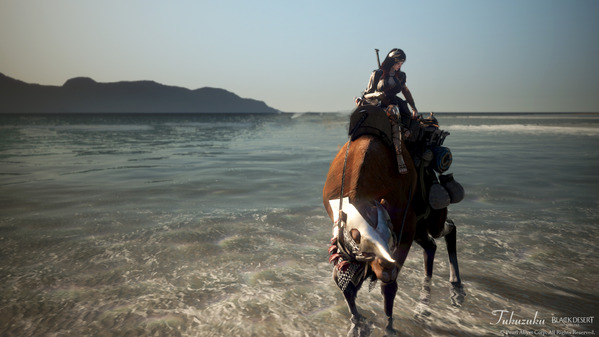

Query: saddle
left=348, top=105, right=393, bottom=148
left=348, top=107, right=451, bottom=164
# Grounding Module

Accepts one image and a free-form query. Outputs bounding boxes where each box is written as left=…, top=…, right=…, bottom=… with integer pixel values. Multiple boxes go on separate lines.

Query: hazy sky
left=2, top=0, right=598, bottom=113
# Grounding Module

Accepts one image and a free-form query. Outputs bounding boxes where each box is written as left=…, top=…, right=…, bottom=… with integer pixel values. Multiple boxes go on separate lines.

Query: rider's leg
left=386, top=107, right=408, bottom=174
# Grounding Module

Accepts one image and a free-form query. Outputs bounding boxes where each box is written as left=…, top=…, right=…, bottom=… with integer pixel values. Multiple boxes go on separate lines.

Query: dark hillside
left=0, top=73, right=279, bottom=113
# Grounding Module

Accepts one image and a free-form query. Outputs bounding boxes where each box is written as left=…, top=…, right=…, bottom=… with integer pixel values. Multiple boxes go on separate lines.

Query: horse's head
left=329, top=198, right=396, bottom=265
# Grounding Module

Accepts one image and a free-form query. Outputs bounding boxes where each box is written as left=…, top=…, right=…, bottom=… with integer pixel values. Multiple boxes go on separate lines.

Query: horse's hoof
left=419, top=277, right=432, bottom=305
left=449, top=282, right=466, bottom=307
left=350, top=314, right=361, bottom=324
left=347, top=315, right=371, bottom=337
left=385, top=317, right=397, bottom=334
left=414, top=302, right=432, bottom=319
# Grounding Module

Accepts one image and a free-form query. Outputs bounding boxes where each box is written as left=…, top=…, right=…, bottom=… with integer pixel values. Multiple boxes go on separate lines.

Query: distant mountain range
left=0, top=73, right=279, bottom=113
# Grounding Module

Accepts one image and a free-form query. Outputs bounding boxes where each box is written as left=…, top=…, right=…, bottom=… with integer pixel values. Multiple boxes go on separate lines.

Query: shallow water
left=1, top=112, right=598, bottom=336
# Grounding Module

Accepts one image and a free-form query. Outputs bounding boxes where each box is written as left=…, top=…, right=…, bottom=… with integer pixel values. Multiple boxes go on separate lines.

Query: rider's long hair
left=380, top=48, right=406, bottom=78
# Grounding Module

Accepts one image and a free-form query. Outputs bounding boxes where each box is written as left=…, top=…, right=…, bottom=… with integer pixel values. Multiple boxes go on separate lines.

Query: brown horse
left=323, top=117, right=464, bottom=333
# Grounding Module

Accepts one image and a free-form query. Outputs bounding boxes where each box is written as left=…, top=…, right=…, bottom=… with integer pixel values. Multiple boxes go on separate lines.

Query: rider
left=377, top=48, right=418, bottom=125
left=360, top=48, right=419, bottom=174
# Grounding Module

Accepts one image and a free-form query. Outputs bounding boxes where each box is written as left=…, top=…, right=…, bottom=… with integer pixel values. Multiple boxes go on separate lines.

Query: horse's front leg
left=415, top=225, right=437, bottom=306
left=381, top=279, right=398, bottom=331
left=373, top=240, right=410, bottom=331
left=333, top=265, right=372, bottom=337
left=333, top=265, right=362, bottom=319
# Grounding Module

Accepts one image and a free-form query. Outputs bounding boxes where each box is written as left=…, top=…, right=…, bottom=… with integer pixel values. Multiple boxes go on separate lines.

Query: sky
left=1, top=0, right=598, bottom=113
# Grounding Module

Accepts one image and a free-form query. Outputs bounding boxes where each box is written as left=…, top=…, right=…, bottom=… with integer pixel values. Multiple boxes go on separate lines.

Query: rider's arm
left=402, top=85, right=418, bottom=118
left=365, top=69, right=382, bottom=94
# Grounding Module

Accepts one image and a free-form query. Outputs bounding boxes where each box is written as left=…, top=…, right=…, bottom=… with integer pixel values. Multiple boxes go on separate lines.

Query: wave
left=440, top=113, right=599, bottom=120
left=445, top=124, right=599, bottom=136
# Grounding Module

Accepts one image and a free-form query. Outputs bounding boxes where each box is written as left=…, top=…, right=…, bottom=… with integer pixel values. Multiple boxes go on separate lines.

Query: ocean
left=1, top=112, right=598, bottom=337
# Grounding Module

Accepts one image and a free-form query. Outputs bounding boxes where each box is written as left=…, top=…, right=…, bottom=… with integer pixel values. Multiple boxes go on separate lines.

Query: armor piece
left=329, top=198, right=396, bottom=264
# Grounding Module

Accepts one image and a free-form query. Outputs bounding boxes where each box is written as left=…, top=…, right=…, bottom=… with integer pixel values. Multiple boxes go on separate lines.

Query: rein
left=338, top=111, right=368, bottom=221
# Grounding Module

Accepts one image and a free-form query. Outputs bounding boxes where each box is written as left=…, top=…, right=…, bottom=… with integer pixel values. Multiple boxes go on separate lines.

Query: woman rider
left=360, top=48, right=418, bottom=174
left=377, top=48, right=418, bottom=126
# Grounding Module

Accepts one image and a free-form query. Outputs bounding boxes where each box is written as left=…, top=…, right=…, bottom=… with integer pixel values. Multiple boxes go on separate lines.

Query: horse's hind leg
left=443, top=219, right=461, bottom=285
left=419, top=207, right=447, bottom=280
left=443, top=219, right=466, bottom=306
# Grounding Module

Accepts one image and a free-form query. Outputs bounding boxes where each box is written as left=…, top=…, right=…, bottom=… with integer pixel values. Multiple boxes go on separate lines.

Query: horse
left=322, top=107, right=465, bottom=334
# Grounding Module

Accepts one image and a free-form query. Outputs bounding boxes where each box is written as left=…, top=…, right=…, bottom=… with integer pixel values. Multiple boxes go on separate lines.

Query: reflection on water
left=1, top=113, right=598, bottom=336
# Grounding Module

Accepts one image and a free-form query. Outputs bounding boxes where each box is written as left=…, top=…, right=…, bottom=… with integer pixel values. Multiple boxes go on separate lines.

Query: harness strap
left=416, top=163, right=431, bottom=222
